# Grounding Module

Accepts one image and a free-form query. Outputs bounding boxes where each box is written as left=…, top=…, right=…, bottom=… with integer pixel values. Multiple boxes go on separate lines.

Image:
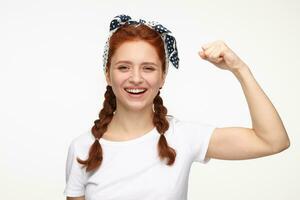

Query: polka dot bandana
left=102, top=14, right=179, bottom=74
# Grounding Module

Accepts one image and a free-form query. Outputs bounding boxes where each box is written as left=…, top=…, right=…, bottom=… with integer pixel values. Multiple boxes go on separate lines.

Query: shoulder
left=68, top=129, right=95, bottom=157
left=166, top=115, right=217, bottom=147
left=167, top=115, right=216, bottom=132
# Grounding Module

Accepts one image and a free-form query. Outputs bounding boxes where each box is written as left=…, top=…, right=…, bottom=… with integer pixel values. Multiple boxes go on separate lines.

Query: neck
left=108, top=105, right=155, bottom=137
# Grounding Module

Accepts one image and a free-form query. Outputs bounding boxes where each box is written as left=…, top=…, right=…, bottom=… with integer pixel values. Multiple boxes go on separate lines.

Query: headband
left=102, top=14, right=180, bottom=74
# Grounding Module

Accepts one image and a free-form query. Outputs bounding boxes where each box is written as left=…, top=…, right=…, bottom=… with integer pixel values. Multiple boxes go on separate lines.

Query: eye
left=118, top=65, right=129, bottom=70
left=144, top=66, right=155, bottom=71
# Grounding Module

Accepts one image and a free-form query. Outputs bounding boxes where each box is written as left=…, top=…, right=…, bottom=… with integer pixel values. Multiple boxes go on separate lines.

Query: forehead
left=111, top=40, right=161, bottom=65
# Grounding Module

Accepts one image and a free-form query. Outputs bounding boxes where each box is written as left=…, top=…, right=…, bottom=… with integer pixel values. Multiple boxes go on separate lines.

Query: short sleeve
left=63, top=139, right=86, bottom=197
left=178, top=119, right=217, bottom=164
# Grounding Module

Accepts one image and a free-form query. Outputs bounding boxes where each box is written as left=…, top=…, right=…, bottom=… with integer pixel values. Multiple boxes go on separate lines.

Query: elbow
left=272, top=138, right=291, bottom=154
left=286, top=138, right=291, bottom=149
left=283, top=135, right=291, bottom=150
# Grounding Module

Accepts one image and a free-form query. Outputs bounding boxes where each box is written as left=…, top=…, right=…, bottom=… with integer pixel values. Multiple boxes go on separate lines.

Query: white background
left=0, top=0, right=299, bottom=199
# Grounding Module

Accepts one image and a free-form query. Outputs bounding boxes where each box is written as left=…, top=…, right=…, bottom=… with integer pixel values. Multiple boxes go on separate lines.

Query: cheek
left=111, top=73, right=127, bottom=86
left=146, top=74, right=163, bottom=87
left=144, top=76, right=163, bottom=96
left=148, top=80, right=161, bottom=88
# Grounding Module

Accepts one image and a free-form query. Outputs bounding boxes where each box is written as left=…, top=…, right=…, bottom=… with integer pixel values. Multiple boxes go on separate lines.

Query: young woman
left=63, top=14, right=290, bottom=200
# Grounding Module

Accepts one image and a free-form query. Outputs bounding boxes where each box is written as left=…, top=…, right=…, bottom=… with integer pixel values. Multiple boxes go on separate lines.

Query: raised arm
left=199, top=40, right=290, bottom=160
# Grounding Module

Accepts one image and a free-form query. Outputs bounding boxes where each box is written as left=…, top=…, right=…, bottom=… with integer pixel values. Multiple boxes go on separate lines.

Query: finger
left=205, top=49, right=221, bottom=63
left=203, top=45, right=216, bottom=59
left=210, top=48, right=221, bottom=61
left=215, top=57, right=223, bottom=63
left=198, top=51, right=207, bottom=59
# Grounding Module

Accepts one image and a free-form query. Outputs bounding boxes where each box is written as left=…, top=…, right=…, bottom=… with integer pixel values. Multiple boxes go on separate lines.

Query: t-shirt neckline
left=98, top=126, right=157, bottom=146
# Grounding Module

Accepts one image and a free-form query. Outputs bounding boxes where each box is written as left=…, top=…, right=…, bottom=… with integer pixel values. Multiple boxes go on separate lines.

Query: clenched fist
left=199, top=40, right=248, bottom=73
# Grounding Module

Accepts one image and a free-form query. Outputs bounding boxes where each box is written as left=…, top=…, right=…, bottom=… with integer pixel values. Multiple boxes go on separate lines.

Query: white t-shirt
left=63, top=115, right=217, bottom=200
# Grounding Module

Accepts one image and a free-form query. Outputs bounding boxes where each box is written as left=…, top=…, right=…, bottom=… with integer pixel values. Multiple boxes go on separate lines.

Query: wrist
left=231, top=63, right=251, bottom=80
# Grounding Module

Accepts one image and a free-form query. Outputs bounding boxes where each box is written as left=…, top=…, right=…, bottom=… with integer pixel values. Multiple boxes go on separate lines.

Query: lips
left=124, top=87, right=147, bottom=90
left=124, top=88, right=148, bottom=96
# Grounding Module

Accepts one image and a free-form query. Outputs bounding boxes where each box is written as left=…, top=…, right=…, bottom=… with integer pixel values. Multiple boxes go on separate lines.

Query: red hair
left=77, top=23, right=176, bottom=172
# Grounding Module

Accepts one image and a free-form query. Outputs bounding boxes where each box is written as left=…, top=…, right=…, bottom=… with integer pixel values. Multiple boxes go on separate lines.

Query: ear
left=160, top=72, right=167, bottom=88
left=105, top=71, right=112, bottom=86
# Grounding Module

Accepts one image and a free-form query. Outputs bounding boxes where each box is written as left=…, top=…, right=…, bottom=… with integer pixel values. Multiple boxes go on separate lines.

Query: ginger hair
left=77, top=23, right=176, bottom=172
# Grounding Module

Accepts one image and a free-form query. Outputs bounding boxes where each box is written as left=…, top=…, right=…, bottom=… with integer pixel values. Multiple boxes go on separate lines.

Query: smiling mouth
left=124, top=88, right=147, bottom=95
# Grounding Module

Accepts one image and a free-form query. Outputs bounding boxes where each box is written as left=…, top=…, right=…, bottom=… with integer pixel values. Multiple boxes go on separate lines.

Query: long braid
left=77, top=85, right=116, bottom=172
left=153, top=90, right=176, bottom=165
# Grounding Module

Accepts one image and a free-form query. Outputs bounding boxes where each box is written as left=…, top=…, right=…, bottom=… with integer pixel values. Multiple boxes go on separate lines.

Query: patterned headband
left=102, top=14, right=179, bottom=74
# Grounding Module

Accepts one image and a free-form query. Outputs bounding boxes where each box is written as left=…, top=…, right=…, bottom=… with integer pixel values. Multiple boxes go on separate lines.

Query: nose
left=129, top=68, right=144, bottom=84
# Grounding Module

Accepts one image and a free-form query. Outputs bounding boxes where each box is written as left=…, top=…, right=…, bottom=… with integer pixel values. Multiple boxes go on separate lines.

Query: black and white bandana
left=102, top=14, right=179, bottom=74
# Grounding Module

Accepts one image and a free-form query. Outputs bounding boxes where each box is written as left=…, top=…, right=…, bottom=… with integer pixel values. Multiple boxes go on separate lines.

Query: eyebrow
left=114, top=60, right=158, bottom=67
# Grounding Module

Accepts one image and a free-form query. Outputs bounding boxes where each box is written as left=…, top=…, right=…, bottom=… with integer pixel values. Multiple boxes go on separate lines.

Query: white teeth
left=125, top=88, right=146, bottom=93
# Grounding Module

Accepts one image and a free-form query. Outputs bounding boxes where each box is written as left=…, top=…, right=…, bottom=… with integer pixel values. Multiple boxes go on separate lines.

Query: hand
left=199, top=40, right=248, bottom=73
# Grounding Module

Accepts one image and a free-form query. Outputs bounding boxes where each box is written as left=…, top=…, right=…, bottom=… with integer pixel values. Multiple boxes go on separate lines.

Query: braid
left=153, top=90, right=176, bottom=165
left=77, top=85, right=116, bottom=172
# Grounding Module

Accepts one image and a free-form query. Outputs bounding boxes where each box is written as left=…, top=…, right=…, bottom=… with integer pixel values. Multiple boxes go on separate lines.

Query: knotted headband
left=102, top=14, right=180, bottom=74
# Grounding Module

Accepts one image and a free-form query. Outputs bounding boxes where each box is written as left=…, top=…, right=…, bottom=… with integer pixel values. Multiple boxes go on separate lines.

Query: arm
left=199, top=40, right=290, bottom=160
left=233, top=65, right=290, bottom=152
